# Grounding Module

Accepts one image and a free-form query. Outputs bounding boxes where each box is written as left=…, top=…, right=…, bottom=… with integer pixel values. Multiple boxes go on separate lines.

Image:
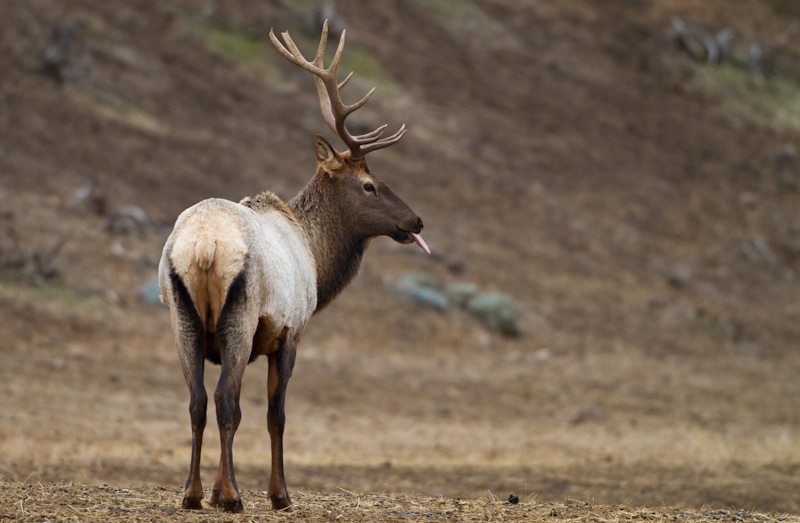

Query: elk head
left=270, top=21, right=430, bottom=254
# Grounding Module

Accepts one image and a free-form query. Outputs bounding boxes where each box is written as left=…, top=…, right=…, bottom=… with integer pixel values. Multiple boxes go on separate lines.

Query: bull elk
left=157, top=21, right=429, bottom=513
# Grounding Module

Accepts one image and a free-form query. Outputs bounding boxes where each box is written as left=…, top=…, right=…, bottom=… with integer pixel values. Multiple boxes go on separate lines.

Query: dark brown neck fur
left=288, top=170, right=367, bottom=311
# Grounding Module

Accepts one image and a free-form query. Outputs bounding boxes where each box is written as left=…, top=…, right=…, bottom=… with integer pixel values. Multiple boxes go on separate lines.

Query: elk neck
left=289, top=170, right=367, bottom=311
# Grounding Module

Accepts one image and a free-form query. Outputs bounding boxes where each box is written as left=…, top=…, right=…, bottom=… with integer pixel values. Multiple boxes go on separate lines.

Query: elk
left=157, top=21, right=429, bottom=513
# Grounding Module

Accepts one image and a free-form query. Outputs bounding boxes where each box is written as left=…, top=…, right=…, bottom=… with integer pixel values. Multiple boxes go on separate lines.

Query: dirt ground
left=3, top=482, right=797, bottom=523
left=1, top=0, right=800, bottom=521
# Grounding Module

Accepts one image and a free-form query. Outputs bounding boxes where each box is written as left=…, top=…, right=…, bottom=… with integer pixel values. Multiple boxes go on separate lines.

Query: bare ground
left=3, top=481, right=799, bottom=523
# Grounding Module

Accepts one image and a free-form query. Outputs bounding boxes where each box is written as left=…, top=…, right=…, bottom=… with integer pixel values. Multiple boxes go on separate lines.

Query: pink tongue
left=410, top=232, right=431, bottom=254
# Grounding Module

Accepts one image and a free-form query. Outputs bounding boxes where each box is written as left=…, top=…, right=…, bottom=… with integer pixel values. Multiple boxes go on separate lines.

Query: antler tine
left=353, top=124, right=388, bottom=143
left=343, top=87, right=374, bottom=116
left=270, top=20, right=406, bottom=160
left=338, top=71, right=353, bottom=90
left=360, top=124, right=407, bottom=155
left=329, top=27, right=346, bottom=77
left=269, top=25, right=339, bottom=133
left=268, top=28, right=298, bottom=65
left=313, top=20, right=328, bottom=67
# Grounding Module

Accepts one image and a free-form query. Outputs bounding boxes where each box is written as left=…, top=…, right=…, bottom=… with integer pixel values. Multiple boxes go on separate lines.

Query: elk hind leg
left=169, top=270, right=207, bottom=510
left=209, top=273, right=251, bottom=513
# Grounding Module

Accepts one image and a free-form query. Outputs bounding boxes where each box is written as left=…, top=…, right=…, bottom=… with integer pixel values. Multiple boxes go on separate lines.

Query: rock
left=137, top=280, right=163, bottom=305
left=398, top=272, right=438, bottom=289
left=444, top=282, right=479, bottom=308
left=396, top=272, right=449, bottom=310
left=466, top=292, right=520, bottom=337
left=395, top=273, right=521, bottom=335
left=400, top=286, right=449, bottom=310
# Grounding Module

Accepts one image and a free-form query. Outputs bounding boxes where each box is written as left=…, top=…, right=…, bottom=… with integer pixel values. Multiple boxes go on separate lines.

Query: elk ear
left=315, top=135, right=344, bottom=175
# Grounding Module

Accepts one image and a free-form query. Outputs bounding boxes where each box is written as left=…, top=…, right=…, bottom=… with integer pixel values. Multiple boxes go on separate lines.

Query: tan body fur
left=160, top=197, right=316, bottom=342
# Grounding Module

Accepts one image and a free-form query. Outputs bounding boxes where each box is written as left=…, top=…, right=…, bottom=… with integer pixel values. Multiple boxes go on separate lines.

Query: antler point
left=273, top=23, right=404, bottom=158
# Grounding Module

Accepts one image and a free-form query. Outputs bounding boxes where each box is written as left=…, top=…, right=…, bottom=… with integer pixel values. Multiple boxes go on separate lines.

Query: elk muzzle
left=393, top=217, right=430, bottom=254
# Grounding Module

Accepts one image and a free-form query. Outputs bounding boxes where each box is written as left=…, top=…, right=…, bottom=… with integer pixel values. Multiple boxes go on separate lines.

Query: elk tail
left=195, top=238, right=217, bottom=272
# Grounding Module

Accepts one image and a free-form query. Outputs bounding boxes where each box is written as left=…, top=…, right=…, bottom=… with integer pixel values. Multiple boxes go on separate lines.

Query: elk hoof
left=181, top=495, right=203, bottom=510
left=210, top=493, right=243, bottom=513
left=224, top=496, right=244, bottom=513
left=270, top=493, right=292, bottom=511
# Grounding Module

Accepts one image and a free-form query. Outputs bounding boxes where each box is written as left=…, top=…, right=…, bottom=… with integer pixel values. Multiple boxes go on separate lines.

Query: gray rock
left=444, top=282, right=479, bottom=309
left=138, top=279, right=163, bottom=305
left=466, top=292, right=520, bottom=336
left=396, top=272, right=449, bottom=310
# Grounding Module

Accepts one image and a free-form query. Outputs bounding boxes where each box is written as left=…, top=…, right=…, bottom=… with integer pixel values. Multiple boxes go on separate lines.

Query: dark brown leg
left=169, top=270, right=207, bottom=511
left=266, top=337, right=297, bottom=510
left=209, top=365, right=245, bottom=513
left=208, top=274, right=249, bottom=513
left=182, top=361, right=207, bottom=510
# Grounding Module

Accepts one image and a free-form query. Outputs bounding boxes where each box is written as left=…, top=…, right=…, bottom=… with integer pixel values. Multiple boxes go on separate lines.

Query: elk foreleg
left=266, top=337, right=297, bottom=510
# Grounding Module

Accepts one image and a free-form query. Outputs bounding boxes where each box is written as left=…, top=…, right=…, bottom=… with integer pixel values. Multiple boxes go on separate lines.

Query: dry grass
left=1, top=480, right=796, bottom=523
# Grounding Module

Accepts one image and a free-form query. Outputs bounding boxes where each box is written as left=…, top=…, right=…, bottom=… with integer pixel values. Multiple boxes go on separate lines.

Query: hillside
left=1, top=0, right=799, bottom=519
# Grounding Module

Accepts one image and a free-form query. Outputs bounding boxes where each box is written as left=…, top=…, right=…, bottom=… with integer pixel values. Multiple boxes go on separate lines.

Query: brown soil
left=1, top=0, right=800, bottom=520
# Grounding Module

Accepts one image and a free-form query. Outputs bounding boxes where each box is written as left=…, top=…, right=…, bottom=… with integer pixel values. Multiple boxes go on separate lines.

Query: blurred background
left=1, top=0, right=799, bottom=513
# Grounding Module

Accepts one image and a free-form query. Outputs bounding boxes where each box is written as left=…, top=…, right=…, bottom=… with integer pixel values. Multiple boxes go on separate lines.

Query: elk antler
left=269, top=20, right=406, bottom=160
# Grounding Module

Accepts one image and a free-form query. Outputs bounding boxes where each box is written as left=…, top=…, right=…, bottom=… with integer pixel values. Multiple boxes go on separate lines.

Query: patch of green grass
left=196, top=24, right=265, bottom=66
left=341, top=45, right=390, bottom=85
left=188, top=21, right=282, bottom=83
left=702, top=63, right=800, bottom=130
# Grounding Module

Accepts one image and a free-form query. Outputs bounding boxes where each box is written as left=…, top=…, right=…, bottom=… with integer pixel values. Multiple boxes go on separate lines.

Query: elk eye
left=363, top=182, right=376, bottom=194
